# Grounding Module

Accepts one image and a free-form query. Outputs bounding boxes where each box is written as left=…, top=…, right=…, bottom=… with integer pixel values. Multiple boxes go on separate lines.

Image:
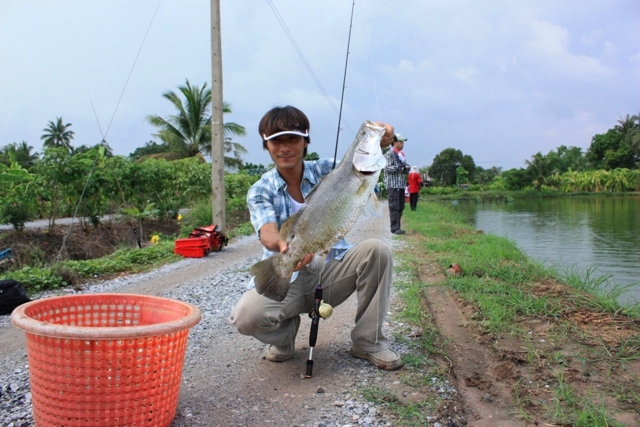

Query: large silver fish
left=250, top=121, right=387, bottom=301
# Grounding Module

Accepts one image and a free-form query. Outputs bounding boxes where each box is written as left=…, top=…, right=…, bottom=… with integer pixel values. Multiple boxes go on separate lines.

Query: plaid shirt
left=247, top=158, right=353, bottom=266
left=384, top=149, right=409, bottom=189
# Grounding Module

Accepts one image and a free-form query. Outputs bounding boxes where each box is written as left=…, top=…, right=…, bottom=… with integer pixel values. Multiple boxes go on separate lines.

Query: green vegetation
left=2, top=240, right=180, bottom=292
left=423, top=113, right=639, bottom=191
left=359, top=203, right=640, bottom=425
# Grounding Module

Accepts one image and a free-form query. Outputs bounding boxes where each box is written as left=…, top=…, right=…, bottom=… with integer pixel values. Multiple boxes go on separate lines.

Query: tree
left=456, top=166, right=469, bottom=185
left=429, top=148, right=476, bottom=186
left=0, top=154, right=38, bottom=231
left=472, top=166, right=502, bottom=185
left=41, top=117, right=75, bottom=152
left=546, top=145, right=588, bottom=173
left=0, top=141, right=39, bottom=169
left=239, top=162, right=268, bottom=176
left=614, top=113, right=640, bottom=160
left=71, top=141, right=113, bottom=157
left=501, top=168, right=528, bottom=190
left=586, top=129, right=636, bottom=170
left=525, top=152, right=553, bottom=190
left=146, top=79, right=247, bottom=166
left=129, top=141, right=170, bottom=160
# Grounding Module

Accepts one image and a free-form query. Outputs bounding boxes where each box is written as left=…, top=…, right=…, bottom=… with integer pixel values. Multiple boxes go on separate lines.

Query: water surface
left=456, top=196, right=640, bottom=304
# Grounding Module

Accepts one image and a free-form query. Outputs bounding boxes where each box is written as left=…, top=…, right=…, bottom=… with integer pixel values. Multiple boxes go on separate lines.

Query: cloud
left=452, top=67, right=477, bottom=82
left=524, top=20, right=616, bottom=82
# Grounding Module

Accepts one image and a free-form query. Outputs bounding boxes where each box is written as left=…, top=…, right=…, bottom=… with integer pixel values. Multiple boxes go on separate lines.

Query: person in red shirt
left=407, top=166, right=423, bottom=211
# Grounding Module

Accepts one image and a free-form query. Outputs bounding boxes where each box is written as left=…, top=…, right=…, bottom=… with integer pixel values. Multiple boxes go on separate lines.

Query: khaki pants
left=229, top=238, right=393, bottom=352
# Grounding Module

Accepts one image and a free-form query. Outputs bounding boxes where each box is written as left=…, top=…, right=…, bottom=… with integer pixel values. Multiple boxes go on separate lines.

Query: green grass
left=358, top=385, right=434, bottom=426
left=388, top=201, right=640, bottom=425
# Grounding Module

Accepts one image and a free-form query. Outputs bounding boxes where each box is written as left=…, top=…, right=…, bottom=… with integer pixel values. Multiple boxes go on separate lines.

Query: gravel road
left=0, top=208, right=458, bottom=427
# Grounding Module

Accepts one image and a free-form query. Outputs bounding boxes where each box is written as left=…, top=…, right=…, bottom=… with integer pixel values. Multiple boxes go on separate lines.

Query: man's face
left=266, top=134, right=307, bottom=171
left=394, top=141, right=404, bottom=150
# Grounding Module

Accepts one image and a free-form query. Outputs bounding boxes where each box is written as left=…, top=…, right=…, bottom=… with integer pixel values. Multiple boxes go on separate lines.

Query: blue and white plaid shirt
left=246, top=159, right=354, bottom=287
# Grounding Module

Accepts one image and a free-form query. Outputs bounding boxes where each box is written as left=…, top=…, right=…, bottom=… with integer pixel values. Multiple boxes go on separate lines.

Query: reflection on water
left=456, top=196, right=640, bottom=304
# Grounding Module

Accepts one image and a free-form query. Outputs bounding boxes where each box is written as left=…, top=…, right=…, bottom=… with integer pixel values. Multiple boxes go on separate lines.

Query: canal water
left=455, top=196, right=640, bottom=304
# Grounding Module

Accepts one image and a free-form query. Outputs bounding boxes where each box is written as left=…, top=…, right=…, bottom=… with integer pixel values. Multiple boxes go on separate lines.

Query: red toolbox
left=174, top=246, right=207, bottom=258
left=174, top=236, right=210, bottom=249
left=189, top=225, right=228, bottom=252
left=174, top=225, right=228, bottom=258
left=174, top=236, right=210, bottom=258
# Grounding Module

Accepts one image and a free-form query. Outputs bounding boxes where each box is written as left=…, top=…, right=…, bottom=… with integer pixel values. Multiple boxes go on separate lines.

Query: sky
left=1, top=0, right=639, bottom=171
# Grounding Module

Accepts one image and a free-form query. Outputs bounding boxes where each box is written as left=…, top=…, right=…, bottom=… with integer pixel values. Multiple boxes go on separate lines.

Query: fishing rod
left=305, top=283, right=333, bottom=378
left=332, top=0, right=356, bottom=170
left=306, top=0, right=355, bottom=378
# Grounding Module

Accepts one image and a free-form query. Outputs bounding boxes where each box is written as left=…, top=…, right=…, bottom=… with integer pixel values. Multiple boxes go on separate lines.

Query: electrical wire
left=265, top=0, right=356, bottom=137
left=54, top=0, right=162, bottom=260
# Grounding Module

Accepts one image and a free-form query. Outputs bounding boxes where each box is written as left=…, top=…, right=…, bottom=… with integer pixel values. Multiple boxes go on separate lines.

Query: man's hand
left=260, top=223, right=314, bottom=271
left=374, top=122, right=395, bottom=148
left=294, top=253, right=315, bottom=271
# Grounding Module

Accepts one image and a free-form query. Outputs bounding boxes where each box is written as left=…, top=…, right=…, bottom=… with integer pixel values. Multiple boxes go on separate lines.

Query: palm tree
left=615, top=113, right=640, bottom=159
left=146, top=80, right=247, bottom=166
left=525, top=152, right=552, bottom=190
left=41, top=117, right=75, bottom=152
left=0, top=141, right=39, bottom=169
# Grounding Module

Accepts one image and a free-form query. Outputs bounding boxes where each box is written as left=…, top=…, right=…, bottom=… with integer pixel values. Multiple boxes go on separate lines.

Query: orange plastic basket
left=11, top=293, right=201, bottom=427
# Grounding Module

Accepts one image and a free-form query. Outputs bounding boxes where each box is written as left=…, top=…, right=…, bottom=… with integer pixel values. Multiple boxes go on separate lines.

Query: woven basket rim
left=10, top=293, right=201, bottom=339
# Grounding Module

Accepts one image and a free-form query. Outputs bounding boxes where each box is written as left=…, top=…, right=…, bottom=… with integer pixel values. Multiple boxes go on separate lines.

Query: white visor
left=263, top=130, right=309, bottom=141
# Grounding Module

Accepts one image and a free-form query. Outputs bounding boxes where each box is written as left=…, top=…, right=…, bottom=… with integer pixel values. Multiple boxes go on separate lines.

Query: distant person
left=384, top=134, right=410, bottom=234
left=408, top=165, right=423, bottom=211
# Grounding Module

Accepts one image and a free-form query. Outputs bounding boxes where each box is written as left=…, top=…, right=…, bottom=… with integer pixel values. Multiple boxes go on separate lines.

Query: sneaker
left=264, top=315, right=300, bottom=362
left=350, top=345, right=404, bottom=371
left=393, top=229, right=406, bottom=235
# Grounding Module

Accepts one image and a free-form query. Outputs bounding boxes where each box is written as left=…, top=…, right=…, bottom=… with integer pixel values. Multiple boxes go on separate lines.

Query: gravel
left=0, top=226, right=456, bottom=427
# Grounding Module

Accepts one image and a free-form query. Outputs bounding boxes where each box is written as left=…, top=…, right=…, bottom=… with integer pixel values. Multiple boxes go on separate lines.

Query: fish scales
left=250, top=121, right=387, bottom=301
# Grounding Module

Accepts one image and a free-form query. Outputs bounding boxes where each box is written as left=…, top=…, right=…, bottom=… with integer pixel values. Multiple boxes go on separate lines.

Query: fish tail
left=250, top=255, right=292, bottom=302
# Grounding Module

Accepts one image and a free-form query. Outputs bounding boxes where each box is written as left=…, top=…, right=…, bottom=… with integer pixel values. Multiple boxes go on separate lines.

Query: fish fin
left=363, top=193, right=383, bottom=218
left=250, top=255, right=291, bottom=302
left=306, top=254, right=327, bottom=274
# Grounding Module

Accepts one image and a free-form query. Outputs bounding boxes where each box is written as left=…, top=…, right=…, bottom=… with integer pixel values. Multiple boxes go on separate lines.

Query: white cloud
left=524, top=20, right=616, bottom=81
left=452, top=67, right=477, bottom=82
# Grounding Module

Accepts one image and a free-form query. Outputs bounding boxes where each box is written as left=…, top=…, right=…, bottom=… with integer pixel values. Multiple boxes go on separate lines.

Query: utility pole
left=210, top=0, right=225, bottom=230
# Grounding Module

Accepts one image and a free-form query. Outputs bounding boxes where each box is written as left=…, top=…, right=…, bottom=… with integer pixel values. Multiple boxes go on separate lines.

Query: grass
left=358, top=385, right=434, bottom=426
left=384, top=201, right=640, bottom=425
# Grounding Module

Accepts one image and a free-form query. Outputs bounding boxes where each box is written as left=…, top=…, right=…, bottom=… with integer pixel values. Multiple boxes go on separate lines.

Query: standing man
left=384, top=134, right=410, bottom=234
left=229, top=105, right=404, bottom=371
left=408, top=165, right=423, bottom=211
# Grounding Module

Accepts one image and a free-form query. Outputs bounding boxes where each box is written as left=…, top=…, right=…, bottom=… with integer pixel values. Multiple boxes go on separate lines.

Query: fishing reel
left=309, top=300, right=333, bottom=319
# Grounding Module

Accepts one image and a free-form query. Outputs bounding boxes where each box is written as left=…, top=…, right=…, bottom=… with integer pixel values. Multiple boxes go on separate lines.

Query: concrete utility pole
left=210, top=0, right=225, bottom=230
